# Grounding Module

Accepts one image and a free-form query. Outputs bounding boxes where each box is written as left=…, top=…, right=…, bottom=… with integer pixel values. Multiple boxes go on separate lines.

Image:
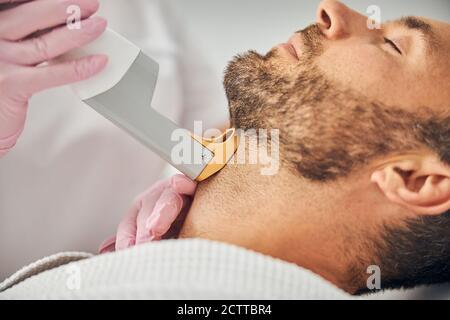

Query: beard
left=222, top=23, right=450, bottom=293
left=223, top=24, right=424, bottom=181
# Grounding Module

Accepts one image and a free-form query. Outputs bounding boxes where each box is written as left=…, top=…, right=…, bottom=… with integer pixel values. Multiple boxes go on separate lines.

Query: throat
left=177, top=167, right=362, bottom=294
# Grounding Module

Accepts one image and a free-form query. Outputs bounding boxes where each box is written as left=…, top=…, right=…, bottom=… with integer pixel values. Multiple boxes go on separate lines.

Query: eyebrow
left=396, top=16, right=437, bottom=49
left=399, top=16, right=432, bottom=33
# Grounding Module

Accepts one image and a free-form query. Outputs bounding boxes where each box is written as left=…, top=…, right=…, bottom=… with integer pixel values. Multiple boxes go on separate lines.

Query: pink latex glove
left=0, top=0, right=108, bottom=157
left=98, top=175, right=198, bottom=254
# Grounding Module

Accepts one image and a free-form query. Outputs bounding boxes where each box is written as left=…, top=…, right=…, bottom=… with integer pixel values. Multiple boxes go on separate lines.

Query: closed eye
left=384, top=37, right=402, bottom=55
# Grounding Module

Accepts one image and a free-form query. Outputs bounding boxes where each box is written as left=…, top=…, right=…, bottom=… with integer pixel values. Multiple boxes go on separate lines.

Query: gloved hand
left=98, top=174, right=197, bottom=254
left=0, top=0, right=108, bottom=156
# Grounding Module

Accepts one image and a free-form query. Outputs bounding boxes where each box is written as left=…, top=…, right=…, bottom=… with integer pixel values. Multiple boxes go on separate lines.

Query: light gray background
left=171, top=0, right=449, bottom=101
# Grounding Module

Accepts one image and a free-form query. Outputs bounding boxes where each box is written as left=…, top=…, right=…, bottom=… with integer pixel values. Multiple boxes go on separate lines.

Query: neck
left=179, top=161, right=371, bottom=293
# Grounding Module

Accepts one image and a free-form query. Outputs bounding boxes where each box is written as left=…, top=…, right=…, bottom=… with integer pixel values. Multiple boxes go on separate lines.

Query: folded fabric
left=2, top=239, right=446, bottom=299
left=0, top=252, right=92, bottom=293
left=0, top=239, right=350, bottom=299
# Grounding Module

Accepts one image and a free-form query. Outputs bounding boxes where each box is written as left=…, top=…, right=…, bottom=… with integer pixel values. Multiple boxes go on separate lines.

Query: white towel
left=0, top=239, right=350, bottom=299
left=2, top=239, right=447, bottom=299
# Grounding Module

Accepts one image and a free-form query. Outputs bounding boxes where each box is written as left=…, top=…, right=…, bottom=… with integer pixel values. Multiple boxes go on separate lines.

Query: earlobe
left=371, top=156, right=450, bottom=215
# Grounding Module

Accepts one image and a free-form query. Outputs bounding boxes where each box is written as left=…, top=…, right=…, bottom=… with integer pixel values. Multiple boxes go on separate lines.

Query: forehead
left=423, top=18, right=450, bottom=89
left=416, top=18, right=450, bottom=58
left=403, top=18, right=450, bottom=110
left=424, top=18, right=450, bottom=49
left=427, top=18, right=450, bottom=39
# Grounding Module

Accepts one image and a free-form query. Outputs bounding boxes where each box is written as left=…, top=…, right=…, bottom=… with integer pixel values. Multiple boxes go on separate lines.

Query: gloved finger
left=115, top=179, right=170, bottom=250
left=98, top=235, right=116, bottom=254
left=0, top=0, right=36, bottom=3
left=157, top=174, right=197, bottom=238
left=162, top=194, right=192, bottom=239
left=0, top=0, right=30, bottom=7
left=170, top=174, right=198, bottom=196
left=0, top=88, right=27, bottom=139
left=134, top=175, right=196, bottom=243
left=0, top=0, right=29, bottom=4
left=0, top=17, right=106, bottom=66
left=0, top=125, right=25, bottom=156
left=0, top=61, right=28, bottom=154
left=134, top=181, right=176, bottom=243
left=135, top=187, right=184, bottom=244
left=0, top=0, right=99, bottom=41
left=114, top=203, right=139, bottom=251
left=13, top=54, right=107, bottom=95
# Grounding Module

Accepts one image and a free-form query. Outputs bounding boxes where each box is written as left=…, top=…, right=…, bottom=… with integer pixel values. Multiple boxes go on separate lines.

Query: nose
left=316, top=0, right=369, bottom=40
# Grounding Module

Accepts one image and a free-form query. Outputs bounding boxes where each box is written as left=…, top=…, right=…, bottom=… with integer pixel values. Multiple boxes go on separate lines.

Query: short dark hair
left=373, top=115, right=450, bottom=292
left=374, top=209, right=450, bottom=292
left=415, top=114, right=450, bottom=167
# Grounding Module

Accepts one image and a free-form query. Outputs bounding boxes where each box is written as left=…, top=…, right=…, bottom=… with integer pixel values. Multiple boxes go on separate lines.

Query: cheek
left=315, top=44, right=400, bottom=99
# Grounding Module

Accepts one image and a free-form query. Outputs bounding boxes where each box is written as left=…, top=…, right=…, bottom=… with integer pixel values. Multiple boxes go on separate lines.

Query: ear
left=371, top=155, right=450, bottom=215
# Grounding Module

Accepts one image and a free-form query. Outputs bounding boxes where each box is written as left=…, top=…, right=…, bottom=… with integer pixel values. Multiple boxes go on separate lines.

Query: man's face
left=278, top=1, right=450, bottom=111
left=223, top=0, right=450, bottom=292
left=224, top=0, right=450, bottom=181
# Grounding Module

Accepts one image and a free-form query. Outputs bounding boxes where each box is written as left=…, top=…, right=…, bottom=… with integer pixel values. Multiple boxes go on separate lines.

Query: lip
left=288, top=33, right=304, bottom=58
left=277, top=43, right=299, bottom=61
